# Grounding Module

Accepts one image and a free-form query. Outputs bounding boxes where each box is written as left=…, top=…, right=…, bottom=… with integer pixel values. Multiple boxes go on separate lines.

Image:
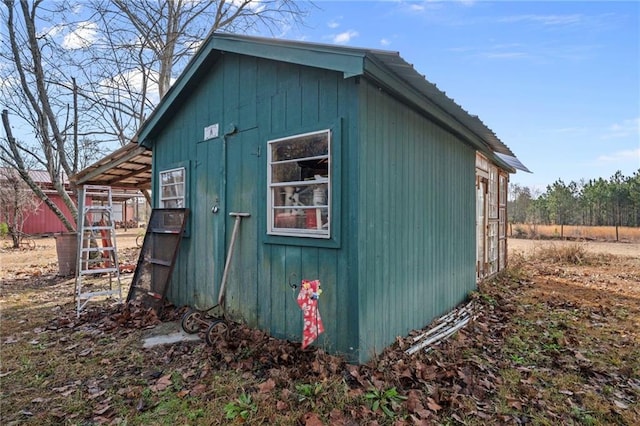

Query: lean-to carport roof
left=137, top=32, right=528, bottom=173
left=70, top=142, right=152, bottom=189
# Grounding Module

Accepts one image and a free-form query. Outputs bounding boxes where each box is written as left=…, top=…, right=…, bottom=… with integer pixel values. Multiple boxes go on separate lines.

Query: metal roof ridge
left=212, top=31, right=399, bottom=57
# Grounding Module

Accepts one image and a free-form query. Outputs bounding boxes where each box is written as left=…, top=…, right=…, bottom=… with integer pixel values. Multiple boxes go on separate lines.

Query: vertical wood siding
left=356, top=80, right=476, bottom=361
left=151, top=54, right=360, bottom=358
left=151, top=52, right=476, bottom=363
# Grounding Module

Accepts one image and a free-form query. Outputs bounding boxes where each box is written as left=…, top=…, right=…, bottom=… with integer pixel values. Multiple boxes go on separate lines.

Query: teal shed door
left=193, top=138, right=223, bottom=309
left=198, top=128, right=264, bottom=326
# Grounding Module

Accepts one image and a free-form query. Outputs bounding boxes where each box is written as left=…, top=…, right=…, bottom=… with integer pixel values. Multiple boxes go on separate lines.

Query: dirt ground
left=1, top=235, right=639, bottom=424
left=0, top=230, right=142, bottom=276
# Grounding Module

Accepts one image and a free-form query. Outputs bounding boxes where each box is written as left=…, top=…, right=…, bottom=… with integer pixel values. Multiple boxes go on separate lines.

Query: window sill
left=264, top=233, right=340, bottom=249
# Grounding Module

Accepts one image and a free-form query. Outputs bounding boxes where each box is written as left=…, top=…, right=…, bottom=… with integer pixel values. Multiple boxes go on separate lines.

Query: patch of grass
left=224, top=393, right=257, bottom=422
left=135, top=391, right=207, bottom=425
left=571, top=407, right=598, bottom=426
left=295, top=381, right=324, bottom=408
left=477, top=253, right=640, bottom=424
left=499, top=251, right=528, bottom=281
left=364, top=386, right=407, bottom=418
left=539, top=242, right=588, bottom=264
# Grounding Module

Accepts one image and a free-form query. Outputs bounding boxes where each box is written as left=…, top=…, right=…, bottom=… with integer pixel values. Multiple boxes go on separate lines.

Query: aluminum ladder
left=75, top=185, right=122, bottom=316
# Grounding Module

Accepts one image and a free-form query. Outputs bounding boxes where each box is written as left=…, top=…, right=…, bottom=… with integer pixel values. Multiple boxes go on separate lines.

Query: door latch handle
left=212, top=204, right=219, bottom=214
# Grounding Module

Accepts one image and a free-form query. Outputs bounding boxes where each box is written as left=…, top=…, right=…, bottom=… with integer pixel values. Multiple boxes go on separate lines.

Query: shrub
left=533, top=243, right=611, bottom=265
left=513, top=225, right=527, bottom=238
left=0, top=222, right=8, bottom=238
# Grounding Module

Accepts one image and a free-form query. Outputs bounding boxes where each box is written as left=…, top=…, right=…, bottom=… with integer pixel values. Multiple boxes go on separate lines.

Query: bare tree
left=1, top=0, right=311, bottom=230
left=0, top=164, right=42, bottom=248
left=0, top=1, right=85, bottom=231
left=82, top=0, right=311, bottom=144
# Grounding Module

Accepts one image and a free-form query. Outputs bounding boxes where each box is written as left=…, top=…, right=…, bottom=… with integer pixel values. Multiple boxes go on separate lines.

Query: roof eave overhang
left=70, top=142, right=152, bottom=188
left=489, top=154, right=517, bottom=174
left=495, top=152, right=531, bottom=174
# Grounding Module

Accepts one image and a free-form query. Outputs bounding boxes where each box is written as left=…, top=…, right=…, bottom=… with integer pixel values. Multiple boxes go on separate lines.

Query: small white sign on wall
left=204, top=123, right=219, bottom=140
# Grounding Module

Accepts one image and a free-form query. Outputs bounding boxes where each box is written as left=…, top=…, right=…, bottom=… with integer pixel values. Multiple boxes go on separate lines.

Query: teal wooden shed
left=135, top=33, right=527, bottom=363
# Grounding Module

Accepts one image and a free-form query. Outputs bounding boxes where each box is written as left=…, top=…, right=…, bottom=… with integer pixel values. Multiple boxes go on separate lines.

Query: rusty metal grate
left=126, top=208, right=189, bottom=312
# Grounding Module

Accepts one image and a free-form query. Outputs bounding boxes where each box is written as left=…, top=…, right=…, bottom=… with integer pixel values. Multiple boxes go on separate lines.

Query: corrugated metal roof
left=495, top=153, right=532, bottom=173
left=2, top=167, right=143, bottom=199
left=70, top=142, right=152, bottom=189
left=27, top=170, right=59, bottom=183
left=0, top=168, right=68, bottom=185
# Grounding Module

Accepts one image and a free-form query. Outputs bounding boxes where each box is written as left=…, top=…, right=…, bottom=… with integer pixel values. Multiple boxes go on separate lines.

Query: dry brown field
left=510, top=224, right=640, bottom=243
left=509, top=238, right=640, bottom=258
left=0, top=229, right=141, bottom=277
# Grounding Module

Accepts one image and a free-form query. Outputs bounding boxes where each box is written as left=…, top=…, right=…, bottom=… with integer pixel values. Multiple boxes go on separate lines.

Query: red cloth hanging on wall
left=297, top=279, right=324, bottom=349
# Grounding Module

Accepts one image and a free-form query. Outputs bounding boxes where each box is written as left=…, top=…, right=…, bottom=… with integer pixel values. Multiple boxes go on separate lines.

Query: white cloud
left=71, top=3, right=84, bottom=14
left=499, top=14, right=584, bottom=26
left=327, top=19, right=340, bottom=29
left=62, top=21, right=98, bottom=49
left=187, top=39, right=204, bottom=55
left=0, top=75, right=18, bottom=92
left=402, top=1, right=445, bottom=14
left=380, top=38, right=391, bottom=47
left=100, top=69, right=164, bottom=106
left=601, top=117, right=640, bottom=140
left=333, top=30, right=358, bottom=45
left=40, top=24, right=65, bottom=39
left=458, top=40, right=594, bottom=63
left=231, top=0, right=264, bottom=13
left=597, top=148, right=640, bottom=164
left=477, top=43, right=529, bottom=60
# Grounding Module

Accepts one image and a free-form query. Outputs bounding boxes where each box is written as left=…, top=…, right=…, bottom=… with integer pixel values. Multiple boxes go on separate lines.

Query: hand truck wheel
left=205, top=319, right=228, bottom=347
left=180, top=308, right=203, bottom=334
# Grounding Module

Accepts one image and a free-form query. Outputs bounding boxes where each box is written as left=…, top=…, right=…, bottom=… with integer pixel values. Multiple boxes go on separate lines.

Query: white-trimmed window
left=268, top=130, right=330, bottom=238
left=159, top=167, right=185, bottom=208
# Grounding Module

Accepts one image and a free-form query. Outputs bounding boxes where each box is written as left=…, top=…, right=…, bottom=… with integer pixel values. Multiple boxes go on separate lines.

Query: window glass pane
left=271, top=163, right=301, bottom=184
left=271, top=133, right=328, bottom=162
left=163, top=199, right=184, bottom=208
left=162, top=169, right=183, bottom=185
left=160, top=168, right=186, bottom=208
left=268, top=130, right=330, bottom=238
left=162, top=184, right=179, bottom=198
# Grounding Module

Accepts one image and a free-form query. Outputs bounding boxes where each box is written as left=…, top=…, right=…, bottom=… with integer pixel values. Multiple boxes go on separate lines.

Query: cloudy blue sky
left=3, top=1, right=638, bottom=193
left=286, top=1, right=639, bottom=192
